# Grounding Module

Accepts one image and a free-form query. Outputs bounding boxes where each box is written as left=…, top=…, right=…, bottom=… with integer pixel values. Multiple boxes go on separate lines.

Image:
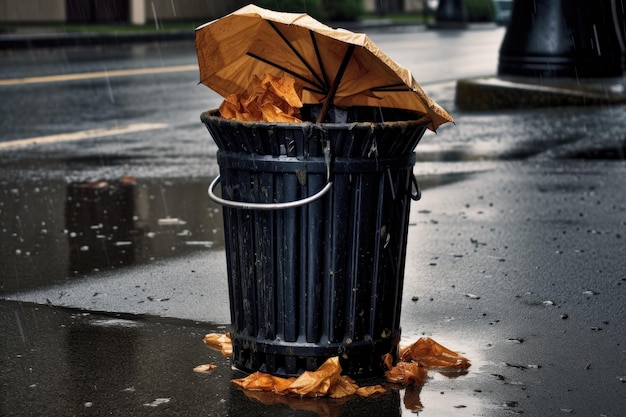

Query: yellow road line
left=0, top=123, right=169, bottom=150
left=0, top=64, right=198, bottom=86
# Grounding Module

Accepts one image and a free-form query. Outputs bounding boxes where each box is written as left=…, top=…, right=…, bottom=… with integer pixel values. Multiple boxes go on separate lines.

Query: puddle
left=0, top=176, right=225, bottom=293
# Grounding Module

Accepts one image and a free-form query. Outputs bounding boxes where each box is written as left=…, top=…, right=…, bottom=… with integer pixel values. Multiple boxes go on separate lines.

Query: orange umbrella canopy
left=195, top=4, right=453, bottom=130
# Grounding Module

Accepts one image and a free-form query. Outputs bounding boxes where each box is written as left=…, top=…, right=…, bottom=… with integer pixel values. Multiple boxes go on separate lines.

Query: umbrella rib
left=303, top=86, right=328, bottom=95
left=267, top=21, right=328, bottom=92
left=309, top=31, right=330, bottom=88
left=245, top=52, right=325, bottom=92
left=370, top=83, right=414, bottom=92
left=371, top=87, right=414, bottom=92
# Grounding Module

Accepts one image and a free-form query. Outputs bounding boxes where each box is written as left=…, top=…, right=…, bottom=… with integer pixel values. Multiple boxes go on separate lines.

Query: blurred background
left=0, top=0, right=511, bottom=29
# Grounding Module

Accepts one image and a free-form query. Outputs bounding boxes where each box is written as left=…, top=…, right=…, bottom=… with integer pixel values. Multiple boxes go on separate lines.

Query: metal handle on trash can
left=208, top=142, right=333, bottom=210
left=208, top=176, right=332, bottom=210
left=410, top=173, right=421, bottom=201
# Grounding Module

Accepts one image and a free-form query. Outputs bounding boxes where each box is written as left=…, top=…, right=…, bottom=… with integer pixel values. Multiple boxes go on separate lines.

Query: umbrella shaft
left=316, top=44, right=355, bottom=124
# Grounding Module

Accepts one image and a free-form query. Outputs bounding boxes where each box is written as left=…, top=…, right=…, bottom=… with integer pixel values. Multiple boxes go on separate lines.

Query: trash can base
left=230, top=331, right=400, bottom=377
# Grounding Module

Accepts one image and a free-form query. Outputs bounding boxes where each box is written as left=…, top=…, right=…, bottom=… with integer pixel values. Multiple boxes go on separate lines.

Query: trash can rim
left=200, top=108, right=431, bottom=128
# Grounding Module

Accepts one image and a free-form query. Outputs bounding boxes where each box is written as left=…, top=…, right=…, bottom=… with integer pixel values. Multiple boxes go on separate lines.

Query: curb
left=0, top=30, right=195, bottom=50
left=455, top=76, right=626, bottom=111
left=0, top=21, right=427, bottom=50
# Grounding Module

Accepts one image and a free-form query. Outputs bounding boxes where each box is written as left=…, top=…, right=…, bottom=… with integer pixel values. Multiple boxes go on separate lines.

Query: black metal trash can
left=202, top=106, right=429, bottom=377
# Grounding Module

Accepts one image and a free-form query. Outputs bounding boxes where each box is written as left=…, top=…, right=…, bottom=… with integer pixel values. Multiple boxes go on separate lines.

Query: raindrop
left=383, top=233, right=391, bottom=248
left=592, top=24, right=601, bottom=56
left=14, top=311, right=26, bottom=344
left=92, top=292, right=109, bottom=298
left=158, top=218, right=187, bottom=226
left=151, top=1, right=160, bottom=30
left=147, top=296, right=170, bottom=302
left=505, top=363, right=526, bottom=370
left=185, top=241, right=213, bottom=248
left=104, top=71, right=115, bottom=104
left=143, top=398, right=170, bottom=407
left=91, top=318, right=140, bottom=328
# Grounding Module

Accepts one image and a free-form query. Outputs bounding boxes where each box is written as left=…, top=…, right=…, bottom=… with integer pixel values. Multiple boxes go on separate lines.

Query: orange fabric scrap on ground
left=383, top=356, right=428, bottom=385
left=231, top=356, right=384, bottom=399
left=219, top=73, right=303, bottom=123
left=399, top=337, right=471, bottom=370
left=193, top=364, right=217, bottom=373
left=203, top=332, right=232, bottom=356
left=384, top=337, right=471, bottom=386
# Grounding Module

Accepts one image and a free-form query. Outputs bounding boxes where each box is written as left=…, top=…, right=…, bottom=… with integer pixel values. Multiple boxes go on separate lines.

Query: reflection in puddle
left=229, top=381, right=403, bottom=417
left=395, top=369, right=483, bottom=416
left=0, top=176, right=225, bottom=293
left=402, top=386, right=483, bottom=416
left=65, top=177, right=139, bottom=273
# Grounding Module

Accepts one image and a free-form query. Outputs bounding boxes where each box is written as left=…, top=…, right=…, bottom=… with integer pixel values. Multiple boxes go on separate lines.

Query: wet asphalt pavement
left=3, top=155, right=626, bottom=416
left=2, top=27, right=626, bottom=416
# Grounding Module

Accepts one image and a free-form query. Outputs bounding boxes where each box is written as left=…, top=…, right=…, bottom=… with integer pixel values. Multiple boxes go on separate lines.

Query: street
left=1, top=24, right=626, bottom=416
left=0, top=26, right=506, bottom=296
left=0, top=26, right=501, bottom=146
